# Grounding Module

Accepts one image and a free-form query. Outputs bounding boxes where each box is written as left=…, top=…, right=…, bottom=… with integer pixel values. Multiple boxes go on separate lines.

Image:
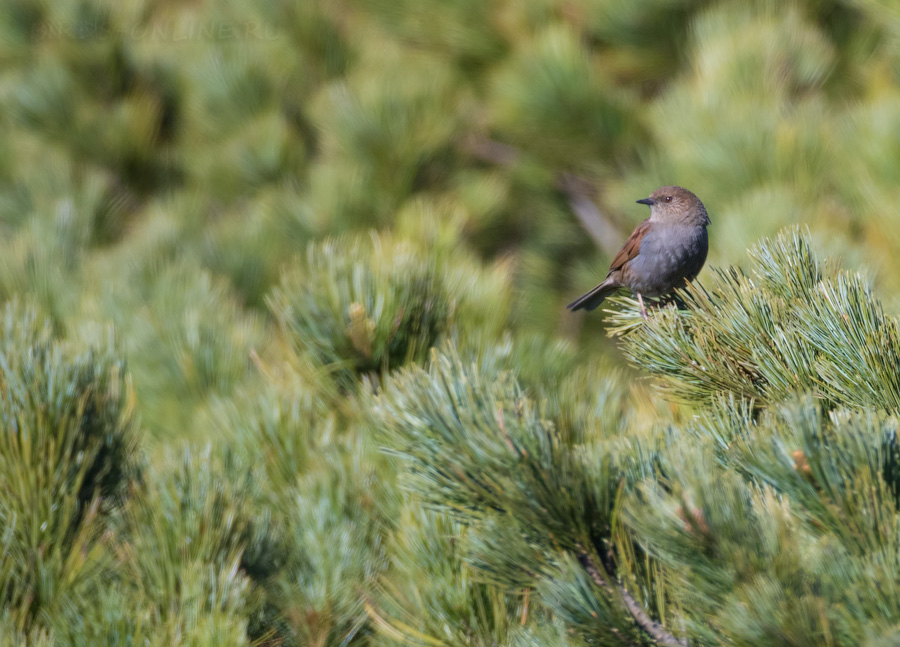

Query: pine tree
left=374, top=229, right=900, bottom=646
left=5, top=0, right=900, bottom=644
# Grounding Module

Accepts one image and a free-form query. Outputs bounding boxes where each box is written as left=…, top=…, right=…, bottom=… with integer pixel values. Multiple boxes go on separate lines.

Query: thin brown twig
left=459, top=136, right=624, bottom=255
left=459, top=134, right=520, bottom=166
left=556, top=172, right=624, bottom=256
left=577, top=546, right=688, bottom=647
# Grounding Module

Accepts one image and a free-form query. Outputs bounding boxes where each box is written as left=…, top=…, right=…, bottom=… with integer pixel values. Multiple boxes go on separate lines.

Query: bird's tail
left=566, top=280, right=618, bottom=312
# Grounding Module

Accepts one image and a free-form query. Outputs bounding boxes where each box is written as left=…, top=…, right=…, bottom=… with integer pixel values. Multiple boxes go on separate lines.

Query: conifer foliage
left=377, top=230, right=900, bottom=646
left=37, top=220, right=900, bottom=646
left=0, top=300, right=137, bottom=634
left=4, top=0, right=900, bottom=645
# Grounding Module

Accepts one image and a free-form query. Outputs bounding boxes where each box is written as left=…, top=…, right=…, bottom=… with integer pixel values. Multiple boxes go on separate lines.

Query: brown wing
left=566, top=219, right=653, bottom=311
left=608, top=219, right=651, bottom=272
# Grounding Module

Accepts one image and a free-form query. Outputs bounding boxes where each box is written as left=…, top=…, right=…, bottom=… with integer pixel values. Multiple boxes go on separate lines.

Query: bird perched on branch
left=567, top=186, right=710, bottom=318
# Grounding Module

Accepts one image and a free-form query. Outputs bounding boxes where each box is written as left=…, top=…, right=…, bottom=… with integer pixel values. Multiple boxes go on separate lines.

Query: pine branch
left=577, top=547, right=687, bottom=647
left=608, top=229, right=900, bottom=413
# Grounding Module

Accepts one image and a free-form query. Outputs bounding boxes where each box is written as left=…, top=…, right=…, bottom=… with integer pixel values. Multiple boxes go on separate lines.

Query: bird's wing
left=608, top=219, right=651, bottom=272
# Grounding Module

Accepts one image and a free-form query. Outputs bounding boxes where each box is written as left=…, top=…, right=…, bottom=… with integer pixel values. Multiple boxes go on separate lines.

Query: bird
left=567, top=185, right=710, bottom=319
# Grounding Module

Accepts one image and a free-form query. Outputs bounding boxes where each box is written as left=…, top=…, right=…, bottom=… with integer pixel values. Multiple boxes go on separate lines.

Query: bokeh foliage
left=3, top=0, right=900, bottom=644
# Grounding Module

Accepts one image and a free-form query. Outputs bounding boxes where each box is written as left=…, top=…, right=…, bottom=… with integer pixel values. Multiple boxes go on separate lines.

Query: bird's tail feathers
left=566, top=280, right=618, bottom=311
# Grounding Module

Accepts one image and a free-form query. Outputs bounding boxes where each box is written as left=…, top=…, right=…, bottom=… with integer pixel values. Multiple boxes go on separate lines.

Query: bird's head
left=637, top=186, right=710, bottom=226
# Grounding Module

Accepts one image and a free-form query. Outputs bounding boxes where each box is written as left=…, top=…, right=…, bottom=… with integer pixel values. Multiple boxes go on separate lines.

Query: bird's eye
left=665, top=196, right=672, bottom=203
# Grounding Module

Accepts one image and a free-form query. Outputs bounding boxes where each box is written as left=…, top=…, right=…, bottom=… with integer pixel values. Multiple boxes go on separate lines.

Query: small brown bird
left=567, top=186, right=710, bottom=318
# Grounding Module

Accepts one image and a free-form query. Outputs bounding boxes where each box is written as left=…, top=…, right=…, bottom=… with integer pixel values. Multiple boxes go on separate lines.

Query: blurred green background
left=3, top=0, right=900, bottom=644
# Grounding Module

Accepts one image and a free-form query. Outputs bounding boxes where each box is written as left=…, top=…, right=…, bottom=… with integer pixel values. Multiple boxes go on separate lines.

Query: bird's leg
left=638, top=293, right=648, bottom=320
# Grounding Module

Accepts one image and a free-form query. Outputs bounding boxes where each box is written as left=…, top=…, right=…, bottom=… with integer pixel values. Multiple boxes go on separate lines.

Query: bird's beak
left=636, top=198, right=654, bottom=206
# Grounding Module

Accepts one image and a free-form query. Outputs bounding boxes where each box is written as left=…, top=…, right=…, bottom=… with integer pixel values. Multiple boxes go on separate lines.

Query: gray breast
left=625, top=225, right=708, bottom=296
